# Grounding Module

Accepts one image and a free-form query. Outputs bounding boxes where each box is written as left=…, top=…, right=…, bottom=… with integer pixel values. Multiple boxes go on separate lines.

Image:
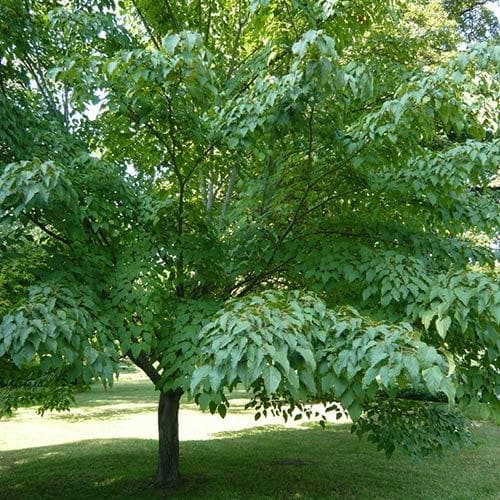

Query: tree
left=0, top=0, right=128, bottom=413
left=443, top=0, right=500, bottom=41
left=1, top=0, right=499, bottom=486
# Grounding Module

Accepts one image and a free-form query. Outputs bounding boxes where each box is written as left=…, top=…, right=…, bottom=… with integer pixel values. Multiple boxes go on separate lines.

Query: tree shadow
left=50, top=403, right=158, bottom=422
left=66, top=380, right=250, bottom=418
left=1, top=424, right=498, bottom=499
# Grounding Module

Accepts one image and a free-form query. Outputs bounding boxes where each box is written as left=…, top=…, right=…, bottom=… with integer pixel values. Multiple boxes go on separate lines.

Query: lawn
left=1, top=372, right=498, bottom=499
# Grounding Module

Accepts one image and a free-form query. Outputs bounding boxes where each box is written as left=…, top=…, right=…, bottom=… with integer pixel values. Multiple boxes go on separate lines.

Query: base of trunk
left=156, top=390, right=181, bottom=485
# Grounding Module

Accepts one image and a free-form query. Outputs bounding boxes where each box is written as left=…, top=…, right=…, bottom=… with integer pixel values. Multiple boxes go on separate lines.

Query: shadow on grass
left=1, top=424, right=499, bottom=499
left=74, top=379, right=158, bottom=407
left=51, top=404, right=159, bottom=422
left=49, top=379, right=252, bottom=423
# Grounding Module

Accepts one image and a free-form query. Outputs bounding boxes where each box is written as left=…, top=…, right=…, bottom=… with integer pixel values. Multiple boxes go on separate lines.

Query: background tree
left=443, top=0, right=500, bottom=41
left=1, top=0, right=498, bottom=486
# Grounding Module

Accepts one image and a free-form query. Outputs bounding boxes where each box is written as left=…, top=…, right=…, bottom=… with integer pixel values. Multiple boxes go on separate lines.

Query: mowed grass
left=0, top=374, right=499, bottom=499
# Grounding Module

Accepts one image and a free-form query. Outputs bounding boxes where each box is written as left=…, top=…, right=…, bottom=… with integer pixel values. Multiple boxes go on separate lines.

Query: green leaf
left=274, top=344, right=290, bottom=373
left=85, top=346, right=99, bottom=364
left=362, top=366, right=378, bottom=388
left=296, top=347, right=316, bottom=370
left=130, top=343, right=142, bottom=358
left=340, top=388, right=354, bottom=408
left=217, top=403, right=227, bottom=418
left=24, top=185, right=39, bottom=205
left=321, top=372, right=336, bottom=393
left=417, top=345, right=441, bottom=367
left=263, top=365, right=281, bottom=394
left=379, top=366, right=391, bottom=388
left=162, top=34, right=180, bottom=54
left=422, top=366, right=444, bottom=394
left=332, top=375, right=348, bottom=397
left=435, top=316, right=452, bottom=338
left=13, top=342, right=35, bottom=366
left=421, top=310, right=436, bottom=330
left=442, top=350, right=456, bottom=376
left=348, top=400, right=362, bottom=421
left=299, top=370, right=317, bottom=394
left=198, top=392, right=211, bottom=410
left=403, top=356, right=419, bottom=381
left=491, top=303, right=500, bottom=324
left=287, top=369, right=300, bottom=390
left=190, top=365, right=210, bottom=393
left=107, top=59, right=119, bottom=75
left=440, top=377, right=456, bottom=403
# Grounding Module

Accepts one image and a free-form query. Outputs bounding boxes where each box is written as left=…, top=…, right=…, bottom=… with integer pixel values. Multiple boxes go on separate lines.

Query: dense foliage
left=0, top=0, right=498, bottom=483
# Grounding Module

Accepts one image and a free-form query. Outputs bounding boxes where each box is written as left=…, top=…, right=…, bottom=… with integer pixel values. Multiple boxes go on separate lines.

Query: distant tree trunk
left=156, top=390, right=181, bottom=485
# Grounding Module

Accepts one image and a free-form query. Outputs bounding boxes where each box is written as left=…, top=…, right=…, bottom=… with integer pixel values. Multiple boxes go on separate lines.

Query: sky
left=487, top=1, right=500, bottom=19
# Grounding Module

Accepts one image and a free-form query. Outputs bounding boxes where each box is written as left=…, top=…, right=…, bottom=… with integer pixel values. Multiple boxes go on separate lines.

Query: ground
left=0, top=370, right=498, bottom=499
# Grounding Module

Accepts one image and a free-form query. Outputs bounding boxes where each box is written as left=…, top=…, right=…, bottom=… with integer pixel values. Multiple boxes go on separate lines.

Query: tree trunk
left=156, top=390, right=181, bottom=485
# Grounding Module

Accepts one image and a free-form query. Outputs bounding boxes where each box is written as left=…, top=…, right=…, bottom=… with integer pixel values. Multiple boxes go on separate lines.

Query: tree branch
left=221, top=166, right=237, bottom=217
left=199, top=169, right=208, bottom=207
left=459, top=0, right=488, bottom=17
left=22, top=58, right=59, bottom=118
left=164, top=0, right=180, bottom=31
left=231, top=256, right=296, bottom=298
left=184, top=50, right=289, bottom=183
left=131, top=0, right=161, bottom=50
left=176, top=180, right=185, bottom=298
left=231, top=135, right=371, bottom=296
left=24, top=213, right=71, bottom=247
left=128, top=351, right=161, bottom=385
left=205, top=0, right=213, bottom=44
left=206, top=176, right=214, bottom=212
left=225, top=0, right=249, bottom=80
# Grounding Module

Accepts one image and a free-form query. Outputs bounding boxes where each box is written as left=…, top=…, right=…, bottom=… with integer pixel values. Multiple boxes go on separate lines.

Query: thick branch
left=128, top=351, right=161, bottom=385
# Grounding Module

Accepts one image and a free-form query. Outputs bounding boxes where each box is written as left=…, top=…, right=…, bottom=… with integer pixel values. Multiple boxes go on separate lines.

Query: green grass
left=1, top=374, right=499, bottom=499
left=1, top=425, right=499, bottom=499
left=50, top=376, right=252, bottom=422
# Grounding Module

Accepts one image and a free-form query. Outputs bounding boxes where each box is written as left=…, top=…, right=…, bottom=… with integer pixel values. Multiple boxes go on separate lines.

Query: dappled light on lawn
left=0, top=372, right=349, bottom=451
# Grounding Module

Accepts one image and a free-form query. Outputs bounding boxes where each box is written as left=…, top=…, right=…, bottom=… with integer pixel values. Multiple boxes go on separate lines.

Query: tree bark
left=156, top=390, right=181, bottom=485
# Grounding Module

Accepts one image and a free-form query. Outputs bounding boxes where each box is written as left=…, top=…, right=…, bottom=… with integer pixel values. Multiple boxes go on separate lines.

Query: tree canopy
left=0, top=0, right=499, bottom=484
